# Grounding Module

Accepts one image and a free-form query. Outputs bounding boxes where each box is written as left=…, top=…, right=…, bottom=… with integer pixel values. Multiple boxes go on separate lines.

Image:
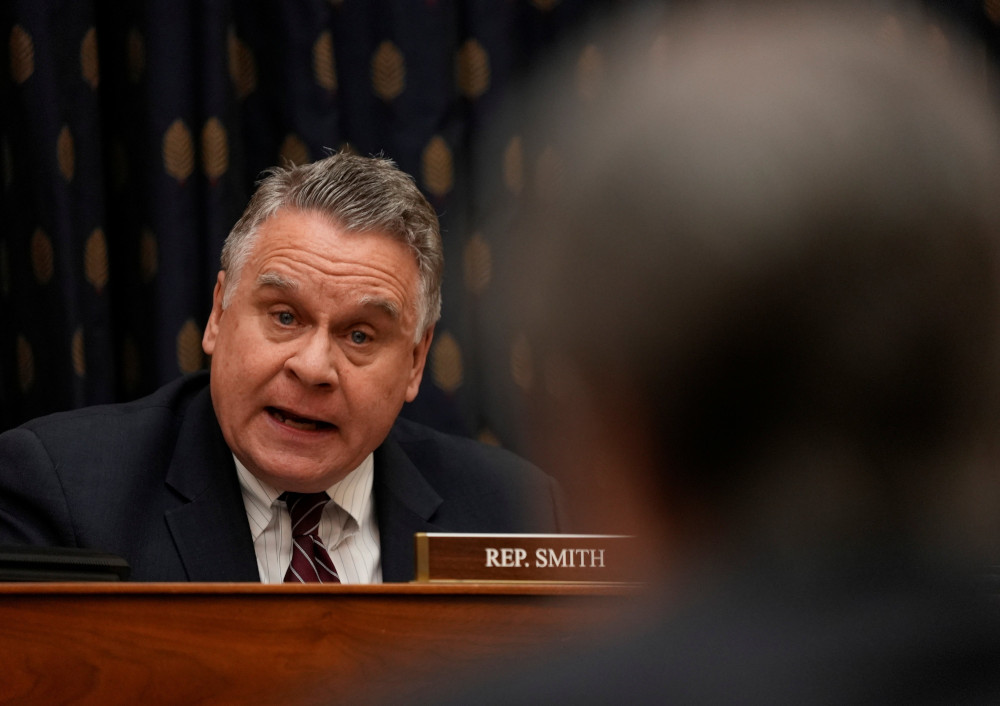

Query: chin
left=256, top=458, right=353, bottom=492
left=262, top=473, right=334, bottom=494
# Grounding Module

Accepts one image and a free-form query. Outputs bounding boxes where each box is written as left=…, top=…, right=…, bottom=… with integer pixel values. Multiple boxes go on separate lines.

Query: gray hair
left=220, top=152, right=443, bottom=339
left=516, top=3, right=1000, bottom=539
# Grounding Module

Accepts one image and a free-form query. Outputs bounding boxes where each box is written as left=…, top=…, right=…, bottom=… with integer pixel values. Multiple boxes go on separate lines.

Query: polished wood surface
left=0, top=583, right=635, bottom=705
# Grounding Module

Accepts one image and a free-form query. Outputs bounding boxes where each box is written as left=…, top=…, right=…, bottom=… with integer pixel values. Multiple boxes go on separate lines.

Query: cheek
left=349, top=356, right=415, bottom=404
left=212, top=322, right=284, bottom=385
left=344, top=368, right=394, bottom=404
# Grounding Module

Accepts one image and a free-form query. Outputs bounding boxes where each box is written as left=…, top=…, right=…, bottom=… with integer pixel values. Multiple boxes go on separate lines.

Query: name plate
left=414, top=533, right=638, bottom=583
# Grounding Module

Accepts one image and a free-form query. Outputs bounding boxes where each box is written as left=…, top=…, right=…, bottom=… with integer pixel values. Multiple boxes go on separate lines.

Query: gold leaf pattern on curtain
left=17, top=335, right=35, bottom=393
left=127, top=28, right=145, bottom=84
left=313, top=31, right=337, bottom=93
left=477, top=428, right=501, bottom=447
left=431, top=331, right=464, bottom=393
left=9, top=25, right=34, bottom=84
left=81, top=27, right=99, bottom=90
left=986, top=0, right=1000, bottom=24
left=463, top=233, right=492, bottom=295
left=176, top=320, right=204, bottom=374
left=84, top=228, right=109, bottom=293
left=372, top=41, right=405, bottom=101
left=201, top=117, right=229, bottom=182
left=30, top=228, right=54, bottom=284
left=57, top=125, right=75, bottom=182
left=456, top=39, right=490, bottom=99
left=279, top=133, right=310, bottom=166
left=421, top=136, right=453, bottom=198
left=503, top=136, right=524, bottom=196
left=140, top=228, right=158, bottom=283
left=227, top=29, right=256, bottom=99
left=163, top=119, right=194, bottom=184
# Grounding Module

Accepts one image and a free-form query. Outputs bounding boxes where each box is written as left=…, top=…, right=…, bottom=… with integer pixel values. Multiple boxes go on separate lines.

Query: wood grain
left=0, top=583, right=636, bottom=704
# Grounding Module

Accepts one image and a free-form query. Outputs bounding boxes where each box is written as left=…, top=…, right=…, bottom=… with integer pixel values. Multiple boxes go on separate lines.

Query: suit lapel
left=163, top=388, right=260, bottom=582
left=162, top=386, right=447, bottom=582
left=374, top=434, right=444, bottom=582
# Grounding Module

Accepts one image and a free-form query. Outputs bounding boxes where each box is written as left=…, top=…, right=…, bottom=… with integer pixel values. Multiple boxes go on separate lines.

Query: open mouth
left=267, top=407, right=335, bottom=432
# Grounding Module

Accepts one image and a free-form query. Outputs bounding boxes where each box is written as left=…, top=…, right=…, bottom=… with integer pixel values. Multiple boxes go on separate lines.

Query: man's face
left=202, top=207, right=433, bottom=492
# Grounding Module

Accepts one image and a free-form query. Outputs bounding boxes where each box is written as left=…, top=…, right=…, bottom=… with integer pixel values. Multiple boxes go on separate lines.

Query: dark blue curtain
left=0, top=0, right=621, bottom=437
left=1, top=0, right=998, bottom=451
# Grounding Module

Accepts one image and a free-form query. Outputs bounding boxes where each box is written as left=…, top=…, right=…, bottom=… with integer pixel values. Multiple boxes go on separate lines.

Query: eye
left=349, top=330, right=370, bottom=345
left=274, top=310, right=296, bottom=326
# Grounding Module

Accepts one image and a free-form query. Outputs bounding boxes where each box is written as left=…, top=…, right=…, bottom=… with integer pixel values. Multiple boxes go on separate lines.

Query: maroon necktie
left=282, top=492, right=340, bottom=583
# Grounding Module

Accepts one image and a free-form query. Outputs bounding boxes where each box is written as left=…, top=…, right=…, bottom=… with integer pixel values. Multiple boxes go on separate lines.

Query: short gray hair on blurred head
left=520, top=1, right=1000, bottom=506
left=220, top=151, right=443, bottom=340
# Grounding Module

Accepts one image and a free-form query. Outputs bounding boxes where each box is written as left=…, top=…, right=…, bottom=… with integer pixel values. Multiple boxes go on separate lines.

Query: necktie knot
left=280, top=491, right=340, bottom=584
left=282, top=491, right=330, bottom=538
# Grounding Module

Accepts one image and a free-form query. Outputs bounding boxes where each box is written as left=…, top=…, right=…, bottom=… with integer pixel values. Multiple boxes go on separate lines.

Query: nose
left=285, top=328, right=339, bottom=388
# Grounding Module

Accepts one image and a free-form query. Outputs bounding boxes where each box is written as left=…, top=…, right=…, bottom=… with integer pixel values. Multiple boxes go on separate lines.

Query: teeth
left=283, top=417, right=320, bottom=431
left=272, top=409, right=322, bottom=431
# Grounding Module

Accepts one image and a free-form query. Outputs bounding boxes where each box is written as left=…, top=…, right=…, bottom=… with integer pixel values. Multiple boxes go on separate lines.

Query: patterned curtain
left=0, top=0, right=619, bottom=438
left=1, top=0, right=998, bottom=454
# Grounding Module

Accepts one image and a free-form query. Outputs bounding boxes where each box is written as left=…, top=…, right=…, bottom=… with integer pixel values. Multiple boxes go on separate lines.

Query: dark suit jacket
left=0, top=372, right=566, bottom=581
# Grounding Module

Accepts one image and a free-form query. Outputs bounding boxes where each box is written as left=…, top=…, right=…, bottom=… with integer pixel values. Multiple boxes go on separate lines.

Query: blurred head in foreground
left=516, top=1, right=1000, bottom=580
left=409, top=4, right=1000, bottom=703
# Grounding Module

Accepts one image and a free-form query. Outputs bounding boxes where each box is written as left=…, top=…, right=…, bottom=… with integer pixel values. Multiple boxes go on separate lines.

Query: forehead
left=245, top=208, right=420, bottom=303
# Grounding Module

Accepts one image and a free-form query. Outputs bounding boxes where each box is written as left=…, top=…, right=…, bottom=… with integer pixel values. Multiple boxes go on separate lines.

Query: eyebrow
left=359, top=294, right=401, bottom=320
left=257, top=270, right=401, bottom=319
left=256, top=271, right=298, bottom=291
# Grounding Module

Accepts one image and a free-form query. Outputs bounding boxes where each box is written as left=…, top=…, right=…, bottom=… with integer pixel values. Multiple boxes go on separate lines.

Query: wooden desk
left=0, top=583, right=635, bottom=705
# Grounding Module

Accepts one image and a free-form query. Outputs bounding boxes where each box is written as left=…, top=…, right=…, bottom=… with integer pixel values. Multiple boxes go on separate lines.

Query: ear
left=404, top=325, right=435, bottom=402
left=202, top=271, right=227, bottom=356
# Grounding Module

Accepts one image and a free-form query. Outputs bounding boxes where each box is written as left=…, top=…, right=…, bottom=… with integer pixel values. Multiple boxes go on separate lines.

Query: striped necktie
left=282, top=491, right=340, bottom=583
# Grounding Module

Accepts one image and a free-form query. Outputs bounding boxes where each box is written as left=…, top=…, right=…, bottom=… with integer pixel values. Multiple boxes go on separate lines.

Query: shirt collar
left=235, top=454, right=375, bottom=542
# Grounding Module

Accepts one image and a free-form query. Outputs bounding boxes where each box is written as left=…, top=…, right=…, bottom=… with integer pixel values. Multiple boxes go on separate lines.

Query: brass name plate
left=414, top=533, right=638, bottom=583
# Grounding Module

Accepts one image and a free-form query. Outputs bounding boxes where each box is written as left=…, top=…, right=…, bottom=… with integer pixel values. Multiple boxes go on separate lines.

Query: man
left=0, top=152, right=565, bottom=582
left=434, top=2, right=1000, bottom=702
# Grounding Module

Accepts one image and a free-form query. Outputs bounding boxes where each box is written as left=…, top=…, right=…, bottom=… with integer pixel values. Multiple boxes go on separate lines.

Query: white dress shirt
left=235, top=454, right=382, bottom=584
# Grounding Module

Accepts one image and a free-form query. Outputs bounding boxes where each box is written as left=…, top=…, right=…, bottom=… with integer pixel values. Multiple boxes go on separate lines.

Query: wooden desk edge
left=0, top=581, right=641, bottom=597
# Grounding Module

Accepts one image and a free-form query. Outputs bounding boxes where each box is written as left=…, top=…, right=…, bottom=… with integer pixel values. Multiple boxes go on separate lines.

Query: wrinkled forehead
left=254, top=268, right=405, bottom=322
